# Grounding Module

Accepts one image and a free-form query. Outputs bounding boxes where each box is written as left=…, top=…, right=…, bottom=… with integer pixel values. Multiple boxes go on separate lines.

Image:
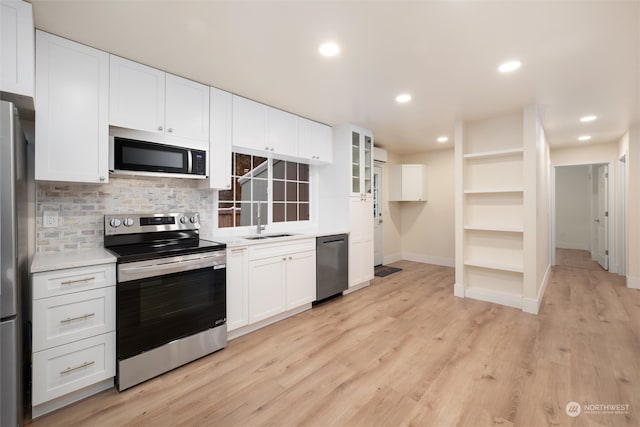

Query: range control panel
left=104, top=212, right=200, bottom=236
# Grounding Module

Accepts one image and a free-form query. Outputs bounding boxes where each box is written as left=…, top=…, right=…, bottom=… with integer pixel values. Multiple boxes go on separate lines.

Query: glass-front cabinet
left=350, top=129, right=374, bottom=197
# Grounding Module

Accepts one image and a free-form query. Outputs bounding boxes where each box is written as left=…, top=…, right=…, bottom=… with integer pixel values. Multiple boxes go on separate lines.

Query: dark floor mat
left=374, top=266, right=403, bottom=277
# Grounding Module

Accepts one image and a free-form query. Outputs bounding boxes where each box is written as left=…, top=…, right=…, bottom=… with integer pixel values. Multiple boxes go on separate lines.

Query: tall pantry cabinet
left=318, top=124, right=374, bottom=289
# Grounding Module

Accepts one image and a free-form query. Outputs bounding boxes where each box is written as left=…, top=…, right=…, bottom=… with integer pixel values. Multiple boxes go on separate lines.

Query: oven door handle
left=118, top=255, right=224, bottom=283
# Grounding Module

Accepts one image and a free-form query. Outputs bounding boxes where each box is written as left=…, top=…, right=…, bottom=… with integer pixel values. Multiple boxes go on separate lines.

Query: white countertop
left=207, top=230, right=349, bottom=248
left=31, top=248, right=117, bottom=273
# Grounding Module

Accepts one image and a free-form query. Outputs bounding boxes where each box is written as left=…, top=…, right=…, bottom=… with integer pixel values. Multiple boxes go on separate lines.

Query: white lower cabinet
left=236, top=238, right=316, bottom=328
left=226, top=246, right=249, bottom=331
left=31, top=263, right=116, bottom=413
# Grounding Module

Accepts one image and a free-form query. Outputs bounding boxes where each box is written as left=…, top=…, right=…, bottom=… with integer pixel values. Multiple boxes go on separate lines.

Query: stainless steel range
left=104, top=212, right=227, bottom=391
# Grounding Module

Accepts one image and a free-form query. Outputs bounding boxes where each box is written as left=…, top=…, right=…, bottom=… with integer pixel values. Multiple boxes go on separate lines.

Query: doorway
left=373, top=164, right=383, bottom=266
left=552, top=163, right=612, bottom=271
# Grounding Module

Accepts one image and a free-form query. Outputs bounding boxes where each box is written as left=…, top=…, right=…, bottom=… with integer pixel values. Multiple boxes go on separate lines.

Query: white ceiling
left=29, top=0, right=640, bottom=154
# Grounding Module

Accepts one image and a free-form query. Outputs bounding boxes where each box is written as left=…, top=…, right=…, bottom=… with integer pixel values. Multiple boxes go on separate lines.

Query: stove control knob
left=180, top=216, right=187, bottom=224
left=123, top=218, right=134, bottom=227
left=109, top=218, right=121, bottom=228
left=190, top=215, right=199, bottom=224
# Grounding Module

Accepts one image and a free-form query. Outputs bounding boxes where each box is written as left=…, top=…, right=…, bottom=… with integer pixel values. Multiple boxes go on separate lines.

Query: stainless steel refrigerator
left=1, top=100, right=29, bottom=427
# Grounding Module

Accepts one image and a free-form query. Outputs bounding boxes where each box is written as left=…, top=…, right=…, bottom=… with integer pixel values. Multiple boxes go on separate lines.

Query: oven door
left=117, top=264, right=226, bottom=360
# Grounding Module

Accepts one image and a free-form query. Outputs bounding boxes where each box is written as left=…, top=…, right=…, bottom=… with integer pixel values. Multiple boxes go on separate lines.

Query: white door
left=373, top=165, right=384, bottom=266
left=596, top=164, right=609, bottom=270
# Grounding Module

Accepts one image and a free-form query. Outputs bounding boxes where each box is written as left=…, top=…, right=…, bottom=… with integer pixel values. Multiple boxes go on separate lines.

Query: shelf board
left=464, top=260, right=524, bottom=273
left=464, top=225, right=524, bottom=233
left=463, top=188, right=524, bottom=194
left=464, top=148, right=524, bottom=159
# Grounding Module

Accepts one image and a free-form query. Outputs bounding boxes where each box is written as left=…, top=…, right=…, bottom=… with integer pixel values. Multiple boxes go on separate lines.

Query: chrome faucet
left=256, top=202, right=266, bottom=235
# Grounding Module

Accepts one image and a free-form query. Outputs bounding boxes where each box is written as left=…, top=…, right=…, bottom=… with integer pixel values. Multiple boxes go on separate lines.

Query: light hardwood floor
left=28, top=258, right=640, bottom=427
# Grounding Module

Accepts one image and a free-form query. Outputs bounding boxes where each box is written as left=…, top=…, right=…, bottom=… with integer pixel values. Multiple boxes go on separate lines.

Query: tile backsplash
left=36, top=176, right=215, bottom=253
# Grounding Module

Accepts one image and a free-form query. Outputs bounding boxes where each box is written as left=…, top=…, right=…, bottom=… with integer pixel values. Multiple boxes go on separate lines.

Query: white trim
left=401, top=252, right=454, bottom=267
left=522, top=264, right=551, bottom=314
left=627, top=276, right=640, bottom=290
left=556, top=241, right=590, bottom=251
left=227, top=304, right=311, bottom=340
left=383, top=253, right=402, bottom=265
left=465, top=287, right=522, bottom=309
left=32, top=378, right=113, bottom=418
left=454, top=282, right=465, bottom=298
left=344, top=280, right=371, bottom=294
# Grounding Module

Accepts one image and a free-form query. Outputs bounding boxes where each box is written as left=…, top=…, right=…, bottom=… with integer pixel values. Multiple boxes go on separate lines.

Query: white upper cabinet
left=266, top=107, right=297, bottom=157
left=298, top=118, right=332, bottom=164
left=109, top=55, right=209, bottom=146
left=109, top=55, right=165, bottom=134
left=232, top=95, right=266, bottom=152
left=0, top=0, right=34, bottom=99
left=165, top=73, right=210, bottom=141
left=35, top=31, right=109, bottom=183
left=209, top=86, right=232, bottom=190
left=389, top=164, right=427, bottom=201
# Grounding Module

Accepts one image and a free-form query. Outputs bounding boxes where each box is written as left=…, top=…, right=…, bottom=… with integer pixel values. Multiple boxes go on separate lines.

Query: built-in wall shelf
left=463, top=188, right=524, bottom=194
left=463, top=148, right=524, bottom=159
left=464, top=260, right=524, bottom=273
left=464, top=225, right=524, bottom=233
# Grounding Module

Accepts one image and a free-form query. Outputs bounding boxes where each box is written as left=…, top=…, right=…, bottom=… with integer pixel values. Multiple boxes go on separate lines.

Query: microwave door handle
left=187, top=150, right=193, bottom=174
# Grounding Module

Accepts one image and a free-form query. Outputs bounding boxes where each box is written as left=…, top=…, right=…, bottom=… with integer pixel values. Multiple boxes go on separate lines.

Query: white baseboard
left=522, top=264, right=552, bottom=315
left=344, top=280, right=371, bottom=294
left=401, top=252, right=454, bottom=267
left=556, top=242, right=589, bottom=250
left=454, top=282, right=465, bottom=298
left=627, top=276, right=640, bottom=290
left=382, top=253, right=402, bottom=265
left=465, top=287, right=522, bottom=310
left=228, top=304, right=311, bottom=340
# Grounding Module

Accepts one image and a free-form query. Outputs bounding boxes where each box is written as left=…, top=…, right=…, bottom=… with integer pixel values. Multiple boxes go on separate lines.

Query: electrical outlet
left=43, top=211, right=59, bottom=228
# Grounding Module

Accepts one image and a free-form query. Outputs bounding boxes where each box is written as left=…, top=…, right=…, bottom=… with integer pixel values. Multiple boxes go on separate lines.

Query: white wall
left=535, top=119, right=551, bottom=298
left=555, top=165, right=591, bottom=250
left=396, top=148, right=455, bottom=266
left=621, top=127, right=640, bottom=288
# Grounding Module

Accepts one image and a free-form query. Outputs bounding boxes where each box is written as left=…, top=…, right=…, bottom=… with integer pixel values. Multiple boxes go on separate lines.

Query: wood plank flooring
left=27, top=258, right=640, bottom=426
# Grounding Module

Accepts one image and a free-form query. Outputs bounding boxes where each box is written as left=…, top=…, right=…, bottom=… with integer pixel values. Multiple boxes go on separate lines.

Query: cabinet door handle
left=61, top=277, right=96, bottom=286
left=230, top=248, right=246, bottom=254
left=282, top=257, right=286, bottom=261
left=99, top=176, right=106, bottom=181
left=158, top=126, right=163, bottom=131
left=60, top=361, right=95, bottom=376
left=60, top=313, right=95, bottom=324
left=288, top=256, right=292, bottom=260
left=167, top=128, right=173, bottom=133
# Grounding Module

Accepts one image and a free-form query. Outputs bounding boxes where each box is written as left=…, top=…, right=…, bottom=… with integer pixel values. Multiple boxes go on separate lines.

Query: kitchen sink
left=244, top=233, right=295, bottom=240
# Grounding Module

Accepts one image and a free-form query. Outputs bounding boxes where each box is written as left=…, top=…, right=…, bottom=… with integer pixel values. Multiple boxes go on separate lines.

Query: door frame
left=373, top=161, right=384, bottom=266
left=550, top=161, right=615, bottom=272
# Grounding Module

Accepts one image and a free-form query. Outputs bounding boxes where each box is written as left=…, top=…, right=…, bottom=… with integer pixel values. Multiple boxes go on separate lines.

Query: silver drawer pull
left=60, top=313, right=95, bottom=324
left=60, top=277, right=96, bottom=286
left=60, top=360, right=95, bottom=375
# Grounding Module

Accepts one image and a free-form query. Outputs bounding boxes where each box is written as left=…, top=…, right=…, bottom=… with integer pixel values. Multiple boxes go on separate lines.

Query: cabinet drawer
left=33, top=264, right=116, bottom=299
left=248, top=238, right=315, bottom=261
left=32, top=332, right=115, bottom=406
left=32, top=287, right=115, bottom=352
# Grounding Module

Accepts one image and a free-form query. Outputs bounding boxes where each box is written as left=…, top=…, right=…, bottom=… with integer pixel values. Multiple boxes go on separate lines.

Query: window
left=217, top=153, right=310, bottom=228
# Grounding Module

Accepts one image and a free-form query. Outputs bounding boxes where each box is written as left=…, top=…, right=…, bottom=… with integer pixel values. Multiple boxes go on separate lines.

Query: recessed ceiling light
left=319, top=42, right=340, bottom=57
left=498, top=60, right=521, bottom=73
left=580, top=115, right=597, bottom=122
left=578, top=135, right=591, bottom=141
left=395, top=94, right=412, bottom=103
left=437, top=136, right=449, bottom=143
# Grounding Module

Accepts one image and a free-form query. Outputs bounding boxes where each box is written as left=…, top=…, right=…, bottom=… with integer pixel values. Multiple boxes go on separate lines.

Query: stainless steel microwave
left=109, top=137, right=207, bottom=178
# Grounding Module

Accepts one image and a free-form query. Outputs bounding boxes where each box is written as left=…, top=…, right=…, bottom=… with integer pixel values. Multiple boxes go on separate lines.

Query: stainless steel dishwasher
left=316, top=234, right=349, bottom=301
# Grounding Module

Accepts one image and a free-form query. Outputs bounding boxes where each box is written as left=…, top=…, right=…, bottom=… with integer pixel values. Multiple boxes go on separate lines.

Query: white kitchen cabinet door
left=349, top=197, right=374, bottom=287
left=35, top=31, right=109, bottom=183
left=109, top=55, right=165, bottom=134
left=226, top=247, right=249, bottom=332
left=248, top=256, right=286, bottom=323
left=165, top=73, right=210, bottom=145
left=298, top=118, right=332, bottom=164
left=285, top=250, right=316, bottom=310
left=232, top=95, right=267, bottom=152
left=209, top=87, right=232, bottom=189
left=267, top=106, right=297, bottom=157
left=0, top=0, right=34, bottom=98
left=389, top=164, right=427, bottom=201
